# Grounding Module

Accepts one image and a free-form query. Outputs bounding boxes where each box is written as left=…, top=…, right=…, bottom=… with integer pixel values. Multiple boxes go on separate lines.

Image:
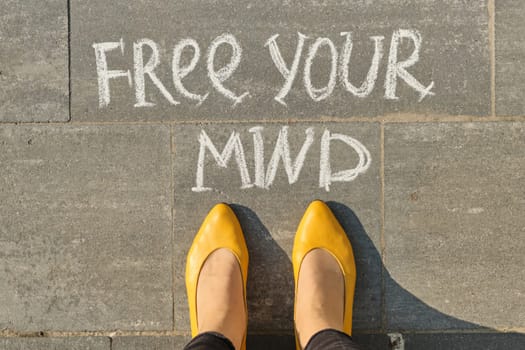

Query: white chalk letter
left=172, top=39, right=208, bottom=104
left=319, top=130, right=371, bottom=191
left=249, top=126, right=266, bottom=188
left=304, top=38, right=338, bottom=102
left=207, top=34, right=249, bottom=106
left=265, top=32, right=308, bottom=105
left=93, top=39, right=132, bottom=108
left=339, top=32, right=384, bottom=98
left=384, top=29, right=435, bottom=101
left=265, top=127, right=315, bottom=189
left=134, top=38, right=179, bottom=107
left=192, top=129, right=252, bottom=192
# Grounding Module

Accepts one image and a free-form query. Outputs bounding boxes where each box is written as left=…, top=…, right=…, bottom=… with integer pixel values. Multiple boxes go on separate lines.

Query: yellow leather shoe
left=292, top=200, right=357, bottom=350
left=185, top=203, right=249, bottom=350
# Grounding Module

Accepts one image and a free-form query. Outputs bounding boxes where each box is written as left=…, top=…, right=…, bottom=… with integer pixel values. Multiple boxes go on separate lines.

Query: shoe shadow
left=230, top=202, right=525, bottom=350
left=230, top=204, right=295, bottom=333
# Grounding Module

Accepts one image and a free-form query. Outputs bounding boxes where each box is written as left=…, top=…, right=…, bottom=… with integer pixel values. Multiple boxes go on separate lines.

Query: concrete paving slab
left=172, top=123, right=382, bottom=332
left=71, top=0, right=489, bottom=122
left=496, top=0, right=525, bottom=116
left=402, top=332, right=525, bottom=350
left=0, top=337, right=109, bottom=350
left=0, top=0, right=68, bottom=122
left=112, top=336, right=190, bottom=350
left=0, top=125, right=172, bottom=331
left=384, top=123, right=525, bottom=330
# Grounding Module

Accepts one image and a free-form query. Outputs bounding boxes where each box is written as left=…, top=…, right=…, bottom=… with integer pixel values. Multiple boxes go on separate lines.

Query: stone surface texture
left=496, top=0, right=525, bottom=116
left=0, top=125, right=172, bottom=331
left=385, top=123, right=525, bottom=330
left=0, top=0, right=68, bottom=122
left=71, top=0, right=489, bottom=121
left=1, top=0, right=525, bottom=349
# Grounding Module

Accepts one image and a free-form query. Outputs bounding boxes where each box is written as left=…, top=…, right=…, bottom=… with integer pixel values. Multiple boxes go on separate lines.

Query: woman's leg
left=295, top=249, right=346, bottom=347
left=183, top=331, right=235, bottom=350
left=195, top=249, right=246, bottom=349
left=304, top=329, right=364, bottom=350
left=296, top=249, right=365, bottom=350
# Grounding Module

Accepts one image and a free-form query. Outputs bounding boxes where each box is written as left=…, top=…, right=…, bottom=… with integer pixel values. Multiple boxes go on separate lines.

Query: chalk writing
left=193, top=128, right=253, bottom=192
left=339, top=32, right=384, bottom=98
left=207, top=34, right=250, bottom=105
left=93, top=39, right=132, bottom=108
left=192, top=126, right=371, bottom=192
left=303, top=37, right=339, bottom=101
left=133, top=39, right=180, bottom=107
left=385, top=29, right=435, bottom=101
left=265, top=32, right=308, bottom=105
left=173, top=38, right=208, bottom=104
left=319, top=129, right=371, bottom=191
left=93, top=29, right=434, bottom=107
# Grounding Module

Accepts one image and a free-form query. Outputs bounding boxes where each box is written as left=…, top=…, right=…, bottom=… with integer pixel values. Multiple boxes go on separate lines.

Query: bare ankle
left=295, top=249, right=344, bottom=348
left=197, top=249, right=246, bottom=350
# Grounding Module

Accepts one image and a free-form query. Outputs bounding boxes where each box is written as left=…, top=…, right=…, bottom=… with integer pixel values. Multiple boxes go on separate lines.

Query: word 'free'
left=192, top=126, right=371, bottom=192
left=94, top=30, right=434, bottom=108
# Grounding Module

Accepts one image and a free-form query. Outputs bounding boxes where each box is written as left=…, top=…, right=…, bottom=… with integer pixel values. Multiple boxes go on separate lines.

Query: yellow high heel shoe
left=292, top=200, right=357, bottom=350
left=185, top=203, right=249, bottom=350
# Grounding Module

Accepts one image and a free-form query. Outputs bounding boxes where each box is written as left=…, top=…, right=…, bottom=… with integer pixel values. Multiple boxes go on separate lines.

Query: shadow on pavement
left=230, top=202, right=525, bottom=350
left=230, top=204, right=295, bottom=333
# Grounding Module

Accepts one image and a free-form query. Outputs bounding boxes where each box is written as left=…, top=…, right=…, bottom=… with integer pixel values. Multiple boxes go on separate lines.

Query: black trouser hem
left=304, top=328, right=363, bottom=350
left=183, top=331, right=235, bottom=350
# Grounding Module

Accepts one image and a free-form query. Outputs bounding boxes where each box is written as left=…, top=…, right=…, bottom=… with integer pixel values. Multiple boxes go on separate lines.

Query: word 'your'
left=94, top=29, right=434, bottom=108
left=193, top=126, right=371, bottom=192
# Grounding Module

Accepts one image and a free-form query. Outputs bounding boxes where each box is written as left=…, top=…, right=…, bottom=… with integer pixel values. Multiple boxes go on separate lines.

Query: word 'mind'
left=93, top=29, right=434, bottom=108
left=192, top=126, right=372, bottom=192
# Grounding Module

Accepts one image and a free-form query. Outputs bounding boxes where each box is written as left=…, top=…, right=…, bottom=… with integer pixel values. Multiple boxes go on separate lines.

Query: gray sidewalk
left=1, top=1, right=524, bottom=349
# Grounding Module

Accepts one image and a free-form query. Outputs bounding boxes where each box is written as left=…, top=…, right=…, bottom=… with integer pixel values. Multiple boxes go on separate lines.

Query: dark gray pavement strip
left=112, top=336, right=190, bottom=350
left=112, top=334, right=389, bottom=350
left=402, top=332, right=525, bottom=350
left=0, top=337, right=110, bottom=350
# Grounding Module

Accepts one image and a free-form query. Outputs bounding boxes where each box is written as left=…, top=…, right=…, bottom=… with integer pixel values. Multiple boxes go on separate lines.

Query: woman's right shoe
left=185, top=203, right=249, bottom=350
left=292, top=200, right=357, bottom=350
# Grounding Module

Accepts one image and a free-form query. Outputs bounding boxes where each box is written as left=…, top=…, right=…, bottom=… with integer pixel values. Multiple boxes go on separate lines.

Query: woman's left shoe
left=185, top=203, right=249, bottom=350
left=292, top=200, right=357, bottom=350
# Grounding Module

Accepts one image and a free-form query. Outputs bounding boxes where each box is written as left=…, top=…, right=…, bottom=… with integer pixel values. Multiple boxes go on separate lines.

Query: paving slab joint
left=379, top=121, right=387, bottom=332
left=488, top=0, right=496, bottom=117
left=67, top=0, right=72, bottom=122
left=4, top=114, right=525, bottom=126
left=170, top=124, right=177, bottom=332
